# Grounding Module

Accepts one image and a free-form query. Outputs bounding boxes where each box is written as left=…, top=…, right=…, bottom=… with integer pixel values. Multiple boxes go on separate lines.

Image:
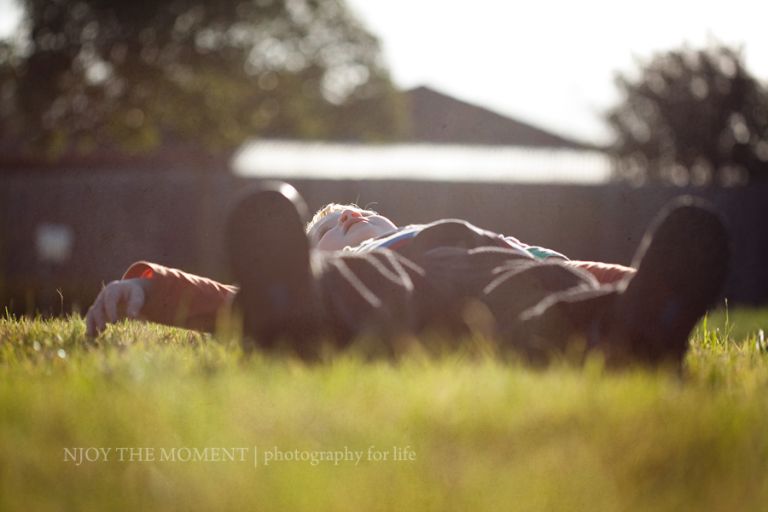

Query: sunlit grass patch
left=1, top=309, right=767, bottom=511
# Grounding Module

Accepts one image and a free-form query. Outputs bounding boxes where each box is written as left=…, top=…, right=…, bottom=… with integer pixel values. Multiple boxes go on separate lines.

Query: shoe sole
left=613, top=196, right=730, bottom=363
left=226, top=182, right=314, bottom=347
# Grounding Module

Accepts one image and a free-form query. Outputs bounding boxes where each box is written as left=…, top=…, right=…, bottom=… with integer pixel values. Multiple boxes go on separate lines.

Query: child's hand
left=85, top=278, right=149, bottom=337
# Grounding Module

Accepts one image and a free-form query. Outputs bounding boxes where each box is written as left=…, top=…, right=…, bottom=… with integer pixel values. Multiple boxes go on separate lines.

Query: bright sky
left=345, top=0, right=768, bottom=145
left=0, top=0, right=19, bottom=37
left=2, top=0, right=767, bottom=145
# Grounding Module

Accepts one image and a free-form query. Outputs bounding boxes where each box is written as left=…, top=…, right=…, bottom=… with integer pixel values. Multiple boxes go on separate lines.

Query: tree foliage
left=606, top=45, right=768, bottom=186
left=0, top=0, right=406, bottom=161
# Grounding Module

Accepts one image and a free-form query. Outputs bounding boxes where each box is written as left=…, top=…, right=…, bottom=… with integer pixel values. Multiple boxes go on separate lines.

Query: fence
left=2, top=171, right=767, bottom=314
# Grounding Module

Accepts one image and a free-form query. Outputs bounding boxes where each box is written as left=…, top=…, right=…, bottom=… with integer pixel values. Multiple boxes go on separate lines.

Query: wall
left=3, top=171, right=766, bottom=314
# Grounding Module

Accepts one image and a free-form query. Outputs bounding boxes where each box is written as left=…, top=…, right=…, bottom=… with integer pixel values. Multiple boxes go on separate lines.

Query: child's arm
left=86, top=261, right=238, bottom=336
left=564, top=260, right=636, bottom=285
left=502, top=234, right=635, bottom=285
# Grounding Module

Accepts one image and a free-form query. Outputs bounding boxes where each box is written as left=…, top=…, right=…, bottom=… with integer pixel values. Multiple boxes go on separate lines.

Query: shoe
left=225, top=182, right=318, bottom=353
left=606, top=196, right=730, bottom=365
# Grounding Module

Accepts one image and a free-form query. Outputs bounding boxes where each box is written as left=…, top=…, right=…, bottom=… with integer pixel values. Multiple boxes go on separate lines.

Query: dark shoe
left=606, top=196, right=730, bottom=365
left=226, top=182, right=318, bottom=353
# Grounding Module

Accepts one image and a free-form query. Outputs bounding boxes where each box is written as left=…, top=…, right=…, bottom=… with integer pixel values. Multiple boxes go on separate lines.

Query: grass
left=1, top=308, right=768, bottom=511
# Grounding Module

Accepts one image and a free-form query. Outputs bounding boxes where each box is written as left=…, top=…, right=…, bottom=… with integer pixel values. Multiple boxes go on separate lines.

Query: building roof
left=233, top=140, right=611, bottom=184
left=405, top=86, right=593, bottom=150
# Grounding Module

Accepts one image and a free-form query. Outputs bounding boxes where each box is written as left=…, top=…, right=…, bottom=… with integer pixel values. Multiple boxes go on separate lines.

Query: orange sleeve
left=565, top=260, right=636, bottom=285
left=122, top=261, right=238, bottom=332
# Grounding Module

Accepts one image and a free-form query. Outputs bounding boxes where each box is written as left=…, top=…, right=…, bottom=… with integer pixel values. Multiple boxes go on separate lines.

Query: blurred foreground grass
left=1, top=308, right=768, bottom=511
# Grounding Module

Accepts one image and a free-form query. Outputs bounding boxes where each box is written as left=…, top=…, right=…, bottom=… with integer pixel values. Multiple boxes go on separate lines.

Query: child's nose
left=340, top=210, right=362, bottom=223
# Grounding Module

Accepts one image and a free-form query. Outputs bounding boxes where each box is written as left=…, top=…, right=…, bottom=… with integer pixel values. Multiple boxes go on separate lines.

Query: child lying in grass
left=305, top=202, right=635, bottom=282
left=86, top=184, right=729, bottom=366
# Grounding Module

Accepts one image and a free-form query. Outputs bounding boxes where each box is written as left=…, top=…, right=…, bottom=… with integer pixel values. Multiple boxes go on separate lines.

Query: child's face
left=310, top=207, right=398, bottom=251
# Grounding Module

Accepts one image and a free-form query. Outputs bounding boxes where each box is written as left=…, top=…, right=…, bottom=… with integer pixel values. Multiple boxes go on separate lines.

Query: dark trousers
left=310, top=246, right=619, bottom=361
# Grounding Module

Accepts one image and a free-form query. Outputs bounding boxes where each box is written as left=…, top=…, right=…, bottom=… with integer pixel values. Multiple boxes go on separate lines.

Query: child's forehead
left=314, top=211, right=342, bottom=229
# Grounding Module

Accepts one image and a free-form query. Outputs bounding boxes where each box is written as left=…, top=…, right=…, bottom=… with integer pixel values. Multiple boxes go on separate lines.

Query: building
left=234, top=86, right=612, bottom=184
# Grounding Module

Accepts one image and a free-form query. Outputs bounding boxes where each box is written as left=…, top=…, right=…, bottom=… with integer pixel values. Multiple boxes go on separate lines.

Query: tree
left=0, top=0, right=407, bottom=162
left=605, top=44, right=768, bottom=186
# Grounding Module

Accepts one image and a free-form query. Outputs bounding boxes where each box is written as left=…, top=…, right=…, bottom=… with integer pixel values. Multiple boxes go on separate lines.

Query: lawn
left=1, top=308, right=767, bottom=511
